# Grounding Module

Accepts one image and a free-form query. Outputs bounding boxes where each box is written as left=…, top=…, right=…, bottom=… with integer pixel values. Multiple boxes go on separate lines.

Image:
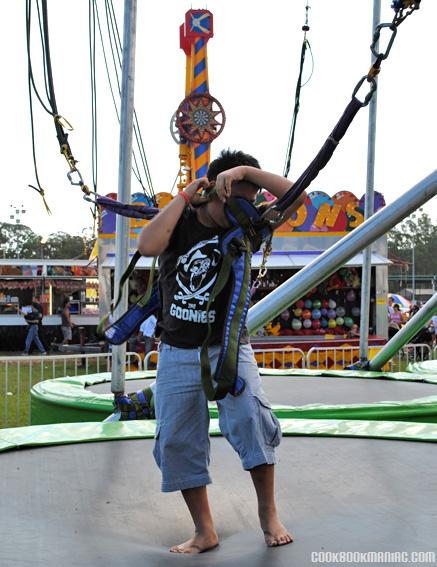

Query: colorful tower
left=173, top=10, right=225, bottom=190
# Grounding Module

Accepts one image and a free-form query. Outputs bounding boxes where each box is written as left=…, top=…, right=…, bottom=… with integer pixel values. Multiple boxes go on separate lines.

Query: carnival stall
left=0, top=259, right=99, bottom=350
left=98, top=187, right=390, bottom=360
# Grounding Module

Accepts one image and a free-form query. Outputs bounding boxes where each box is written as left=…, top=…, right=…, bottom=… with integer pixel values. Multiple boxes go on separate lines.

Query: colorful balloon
left=312, top=319, right=321, bottom=329
left=304, top=299, right=313, bottom=309
left=302, top=309, right=312, bottom=319
left=320, top=318, right=328, bottom=328
left=328, top=318, right=337, bottom=329
left=312, top=309, right=321, bottom=319
left=321, top=299, right=329, bottom=309
left=336, top=306, right=345, bottom=317
left=344, top=317, right=354, bottom=327
left=336, top=317, right=345, bottom=326
left=328, top=299, right=337, bottom=309
left=351, top=306, right=360, bottom=317
left=303, top=319, right=312, bottom=329
left=320, top=308, right=328, bottom=317
left=346, top=290, right=356, bottom=302
left=327, top=309, right=337, bottom=319
left=312, top=299, right=321, bottom=309
left=293, top=308, right=303, bottom=317
left=296, top=299, right=305, bottom=309
left=291, top=318, right=302, bottom=330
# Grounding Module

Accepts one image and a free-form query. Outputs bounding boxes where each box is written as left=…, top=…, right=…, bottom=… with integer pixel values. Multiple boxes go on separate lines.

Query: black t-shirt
left=158, top=206, right=249, bottom=348
left=24, top=302, right=43, bottom=325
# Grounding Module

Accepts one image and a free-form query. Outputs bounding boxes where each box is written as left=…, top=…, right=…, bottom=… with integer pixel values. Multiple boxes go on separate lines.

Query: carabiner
left=67, top=167, right=84, bottom=187
left=352, top=75, right=377, bottom=107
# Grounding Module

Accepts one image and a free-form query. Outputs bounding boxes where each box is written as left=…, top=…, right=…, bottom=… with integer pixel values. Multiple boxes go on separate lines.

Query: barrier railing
left=253, top=348, right=306, bottom=369
left=144, top=350, right=159, bottom=370
left=305, top=346, right=387, bottom=371
left=306, top=343, right=432, bottom=372
left=0, top=352, right=142, bottom=429
left=144, top=348, right=306, bottom=370
left=392, top=343, right=432, bottom=370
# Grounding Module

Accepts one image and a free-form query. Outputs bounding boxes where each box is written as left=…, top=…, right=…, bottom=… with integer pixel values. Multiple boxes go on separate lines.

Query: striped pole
left=191, top=37, right=210, bottom=179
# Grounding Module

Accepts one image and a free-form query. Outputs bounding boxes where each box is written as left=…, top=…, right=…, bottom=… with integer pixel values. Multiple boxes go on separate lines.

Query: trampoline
left=1, top=421, right=437, bottom=567
left=30, top=369, right=437, bottom=425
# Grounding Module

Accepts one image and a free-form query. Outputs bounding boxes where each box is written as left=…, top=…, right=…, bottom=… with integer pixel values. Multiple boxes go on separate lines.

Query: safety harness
left=103, top=196, right=272, bottom=402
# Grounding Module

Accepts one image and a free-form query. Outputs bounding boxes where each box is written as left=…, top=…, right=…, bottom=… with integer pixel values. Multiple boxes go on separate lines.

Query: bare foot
left=170, top=531, right=219, bottom=554
left=260, top=511, right=294, bottom=547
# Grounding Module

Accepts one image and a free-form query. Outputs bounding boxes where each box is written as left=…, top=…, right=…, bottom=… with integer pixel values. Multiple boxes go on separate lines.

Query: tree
left=0, top=222, right=96, bottom=259
left=387, top=211, right=437, bottom=275
left=0, top=223, right=41, bottom=258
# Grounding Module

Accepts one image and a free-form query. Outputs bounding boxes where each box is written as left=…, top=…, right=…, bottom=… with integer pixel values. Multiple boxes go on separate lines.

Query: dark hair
left=207, top=149, right=261, bottom=181
left=62, top=298, right=70, bottom=308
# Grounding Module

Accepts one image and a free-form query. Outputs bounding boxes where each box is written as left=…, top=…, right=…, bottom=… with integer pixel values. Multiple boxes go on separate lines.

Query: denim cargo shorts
left=153, top=342, right=282, bottom=492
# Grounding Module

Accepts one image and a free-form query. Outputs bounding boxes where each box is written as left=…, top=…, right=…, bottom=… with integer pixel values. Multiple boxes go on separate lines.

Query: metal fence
left=306, top=343, right=432, bottom=372
left=145, top=344, right=433, bottom=373
left=0, top=352, right=142, bottom=429
left=2, top=342, right=434, bottom=429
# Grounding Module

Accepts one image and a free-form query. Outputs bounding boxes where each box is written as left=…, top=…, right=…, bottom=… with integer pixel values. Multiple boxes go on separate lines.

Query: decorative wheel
left=175, top=93, right=226, bottom=144
left=169, top=112, right=182, bottom=144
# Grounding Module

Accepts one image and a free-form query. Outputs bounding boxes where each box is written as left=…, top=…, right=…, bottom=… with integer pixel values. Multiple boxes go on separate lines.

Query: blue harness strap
left=104, top=283, right=161, bottom=345
left=200, top=197, right=272, bottom=401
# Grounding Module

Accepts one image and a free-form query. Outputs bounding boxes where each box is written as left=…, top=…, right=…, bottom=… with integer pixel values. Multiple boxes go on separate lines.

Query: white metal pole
left=111, top=0, right=137, bottom=394
left=359, top=0, right=381, bottom=363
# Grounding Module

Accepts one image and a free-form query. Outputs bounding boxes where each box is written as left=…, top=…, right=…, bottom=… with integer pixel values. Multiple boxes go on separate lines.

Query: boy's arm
left=214, top=166, right=306, bottom=228
left=138, top=177, right=211, bottom=257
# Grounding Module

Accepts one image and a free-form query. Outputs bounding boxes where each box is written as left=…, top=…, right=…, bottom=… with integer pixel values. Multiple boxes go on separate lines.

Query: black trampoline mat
left=1, top=436, right=437, bottom=567
left=88, top=375, right=437, bottom=406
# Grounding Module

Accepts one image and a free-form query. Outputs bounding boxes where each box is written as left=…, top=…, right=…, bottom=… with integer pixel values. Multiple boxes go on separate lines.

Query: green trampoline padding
left=30, top=365, right=437, bottom=425
left=2, top=418, right=437, bottom=454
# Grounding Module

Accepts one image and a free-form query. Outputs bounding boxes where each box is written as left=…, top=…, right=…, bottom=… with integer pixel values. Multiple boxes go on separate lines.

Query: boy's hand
left=183, top=177, right=213, bottom=206
left=214, top=166, right=246, bottom=202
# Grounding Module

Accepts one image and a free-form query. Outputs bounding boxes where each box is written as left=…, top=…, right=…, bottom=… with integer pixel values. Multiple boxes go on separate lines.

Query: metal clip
left=352, top=75, right=377, bottom=107
left=370, top=23, right=398, bottom=60
left=67, top=167, right=84, bottom=187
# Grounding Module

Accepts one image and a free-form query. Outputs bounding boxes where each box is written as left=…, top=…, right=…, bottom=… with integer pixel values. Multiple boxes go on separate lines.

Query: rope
left=98, top=0, right=156, bottom=204
left=283, top=0, right=313, bottom=178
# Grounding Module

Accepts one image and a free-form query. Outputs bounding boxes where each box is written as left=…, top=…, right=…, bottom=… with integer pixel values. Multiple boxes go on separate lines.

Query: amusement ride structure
left=172, top=9, right=226, bottom=190
left=2, top=3, right=437, bottom=565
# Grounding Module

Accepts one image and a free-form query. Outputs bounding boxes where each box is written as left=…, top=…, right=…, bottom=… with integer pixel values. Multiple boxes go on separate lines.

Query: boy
left=138, top=150, right=305, bottom=554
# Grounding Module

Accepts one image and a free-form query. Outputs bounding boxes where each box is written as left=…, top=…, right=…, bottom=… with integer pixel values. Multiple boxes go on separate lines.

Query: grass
left=0, top=354, right=140, bottom=429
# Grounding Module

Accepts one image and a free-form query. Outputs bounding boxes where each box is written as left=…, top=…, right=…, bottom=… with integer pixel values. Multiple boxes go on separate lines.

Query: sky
left=0, top=0, right=436, bottom=239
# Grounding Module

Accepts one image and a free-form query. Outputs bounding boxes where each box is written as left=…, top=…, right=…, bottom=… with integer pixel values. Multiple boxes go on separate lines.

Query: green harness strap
left=199, top=233, right=252, bottom=401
